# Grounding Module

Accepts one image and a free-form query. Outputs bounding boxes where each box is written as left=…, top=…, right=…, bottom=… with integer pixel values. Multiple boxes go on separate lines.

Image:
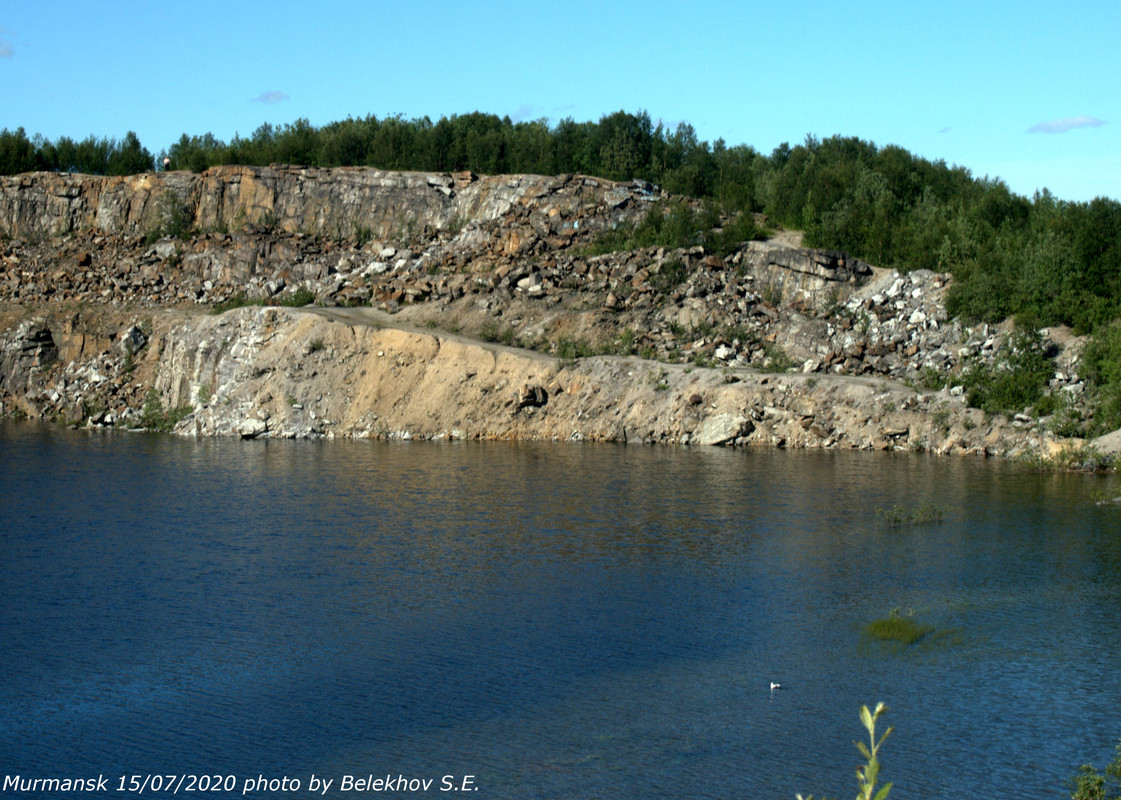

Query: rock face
left=0, top=317, right=57, bottom=394
left=0, top=166, right=1102, bottom=461
left=0, top=165, right=650, bottom=250
left=48, top=304, right=1038, bottom=458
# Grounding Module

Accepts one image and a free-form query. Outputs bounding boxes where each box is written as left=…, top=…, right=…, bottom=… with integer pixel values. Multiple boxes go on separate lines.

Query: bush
left=140, top=388, right=192, bottom=432
left=277, top=287, right=315, bottom=307
left=211, top=292, right=262, bottom=314
left=554, top=336, right=596, bottom=360
left=649, top=258, right=687, bottom=294
left=961, top=326, right=1055, bottom=415
left=479, top=320, right=501, bottom=342
left=584, top=199, right=764, bottom=258
left=144, top=190, right=193, bottom=243
left=1080, top=321, right=1121, bottom=434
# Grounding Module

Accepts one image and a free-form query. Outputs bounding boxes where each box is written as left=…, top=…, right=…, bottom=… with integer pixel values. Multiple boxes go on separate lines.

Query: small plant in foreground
left=798, top=702, right=892, bottom=800
left=855, top=703, right=893, bottom=800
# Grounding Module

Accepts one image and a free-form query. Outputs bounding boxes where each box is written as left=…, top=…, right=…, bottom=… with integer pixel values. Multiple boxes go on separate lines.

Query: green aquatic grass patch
left=875, top=502, right=946, bottom=527
left=861, top=608, right=963, bottom=653
left=863, top=616, right=934, bottom=645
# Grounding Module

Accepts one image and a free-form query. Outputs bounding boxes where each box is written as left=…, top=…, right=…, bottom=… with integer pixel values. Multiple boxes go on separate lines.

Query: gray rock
left=694, top=413, right=753, bottom=446
left=119, top=325, right=147, bottom=356
left=237, top=418, right=268, bottom=439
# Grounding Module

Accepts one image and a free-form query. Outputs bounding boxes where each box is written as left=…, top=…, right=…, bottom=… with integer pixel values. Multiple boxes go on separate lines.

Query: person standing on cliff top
left=162, top=157, right=170, bottom=171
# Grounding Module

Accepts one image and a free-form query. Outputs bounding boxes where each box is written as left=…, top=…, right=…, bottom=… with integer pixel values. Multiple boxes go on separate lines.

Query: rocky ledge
left=0, top=165, right=1110, bottom=464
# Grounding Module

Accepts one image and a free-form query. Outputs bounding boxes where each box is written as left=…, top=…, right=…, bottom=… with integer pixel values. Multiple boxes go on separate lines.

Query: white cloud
left=1028, top=116, right=1106, bottom=134
left=251, top=90, right=290, bottom=105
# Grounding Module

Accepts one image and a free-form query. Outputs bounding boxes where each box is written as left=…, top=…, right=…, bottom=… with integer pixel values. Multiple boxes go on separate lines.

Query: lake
left=2, top=421, right=1120, bottom=799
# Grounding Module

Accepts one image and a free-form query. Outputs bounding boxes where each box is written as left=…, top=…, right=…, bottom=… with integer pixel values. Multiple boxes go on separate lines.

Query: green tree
left=0, top=127, right=40, bottom=174
left=107, top=131, right=153, bottom=175
left=594, top=110, right=654, bottom=181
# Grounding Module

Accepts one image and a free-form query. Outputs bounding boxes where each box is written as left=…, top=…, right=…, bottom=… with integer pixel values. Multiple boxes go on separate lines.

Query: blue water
left=2, top=422, right=1120, bottom=799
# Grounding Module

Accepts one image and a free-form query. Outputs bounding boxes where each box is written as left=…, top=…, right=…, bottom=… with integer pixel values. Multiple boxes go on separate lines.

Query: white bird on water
left=770, top=681, right=782, bottom=691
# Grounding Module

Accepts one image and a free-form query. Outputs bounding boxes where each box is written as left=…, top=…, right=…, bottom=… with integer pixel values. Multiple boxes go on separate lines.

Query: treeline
left=0, top=127, right=154, bottom=177
left=3, top=110, right=1121, bottom=335
left=159, top=111, right=738, bottom=200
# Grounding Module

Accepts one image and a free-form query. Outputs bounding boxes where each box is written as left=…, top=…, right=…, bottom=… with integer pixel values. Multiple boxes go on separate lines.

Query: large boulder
left=693, top=413, right=753, bottom=446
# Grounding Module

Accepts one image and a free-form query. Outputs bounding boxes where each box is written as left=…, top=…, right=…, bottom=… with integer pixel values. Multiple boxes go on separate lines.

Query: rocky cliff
left=0, top=165, right=1104, bottom=463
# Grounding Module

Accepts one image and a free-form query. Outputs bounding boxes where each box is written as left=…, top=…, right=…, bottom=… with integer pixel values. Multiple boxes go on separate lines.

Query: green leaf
left=878, top=726, right=894, bottom=748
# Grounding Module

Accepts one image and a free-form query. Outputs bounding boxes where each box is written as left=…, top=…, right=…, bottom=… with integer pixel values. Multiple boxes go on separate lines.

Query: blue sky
left=2, top=0, right=1118, bottom=202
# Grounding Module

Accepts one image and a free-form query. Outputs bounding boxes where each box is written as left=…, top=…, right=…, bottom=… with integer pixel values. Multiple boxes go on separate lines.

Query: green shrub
left=212, top=292, right=262, bottom=314
left=760, top=343, right=795, bottom=372
left=917, top=365, right=946, bottom=391
left=140, top=388, right=192, bottom=432
left=649, top=258, right=687, bottom=294
left=554, top=337, right=596, bottom=360
left=1081, top=320, right=1121, bottom=434
left=1023, top=442, right=1115, bottom=472
left=583, top=199, right=763, bottom=257
left=614, top=327, right=637, bottom=355
left=143, top=190, right=193, bottom=244
left=479, top=320, right=501, bottom=342
left=278, top=287, right=315, bottom=307
left=961, top=327, right=1055, bottom=415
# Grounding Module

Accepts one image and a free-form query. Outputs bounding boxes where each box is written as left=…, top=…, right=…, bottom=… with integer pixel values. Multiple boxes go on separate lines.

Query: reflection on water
left=1, top=422, right=1120, bottom=799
